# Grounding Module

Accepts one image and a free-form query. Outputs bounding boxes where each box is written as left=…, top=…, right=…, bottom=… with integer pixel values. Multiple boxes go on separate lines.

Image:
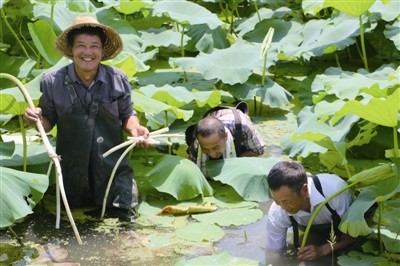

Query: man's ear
left=224, top=131, right=228, bottom=141
left=301, top=183, right=309, bottom=197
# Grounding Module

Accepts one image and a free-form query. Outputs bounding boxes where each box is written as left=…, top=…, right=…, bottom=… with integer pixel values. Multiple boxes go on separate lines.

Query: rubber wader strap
left=290, top=216, right=300, bottom=250
left=312, top=175, right=342, bottom=238
left=64, top=74, right=104, bottom=125
left=64, top=75, right=85, bottom=114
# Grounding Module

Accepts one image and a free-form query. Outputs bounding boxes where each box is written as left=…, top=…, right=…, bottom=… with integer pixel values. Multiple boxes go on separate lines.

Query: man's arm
left=297, top=233, right=357, bottom=260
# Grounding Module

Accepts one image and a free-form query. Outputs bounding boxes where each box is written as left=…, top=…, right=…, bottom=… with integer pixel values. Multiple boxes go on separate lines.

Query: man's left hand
left=297, top=245, right=323, bottom=260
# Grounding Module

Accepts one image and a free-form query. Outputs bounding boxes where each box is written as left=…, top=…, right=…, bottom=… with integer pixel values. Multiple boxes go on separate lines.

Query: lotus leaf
left=0, top=167, right=48, bottom=228
left=145, top=155, right=213, bottom=200
left=206, top=157, right=282, bottom=202
left=175, top=222, right=225, bottom=242
left=175, top=250, right=262, bottom=265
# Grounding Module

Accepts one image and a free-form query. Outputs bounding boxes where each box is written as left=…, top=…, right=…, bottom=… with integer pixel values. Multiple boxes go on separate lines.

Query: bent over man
left=266, top=161, right=357, bottom=260
left=188, top=107, right=265, bottom=176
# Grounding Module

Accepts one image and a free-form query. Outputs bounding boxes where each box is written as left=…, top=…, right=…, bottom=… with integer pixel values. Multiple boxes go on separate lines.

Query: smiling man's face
left=71, top=33, right=104, bottom=76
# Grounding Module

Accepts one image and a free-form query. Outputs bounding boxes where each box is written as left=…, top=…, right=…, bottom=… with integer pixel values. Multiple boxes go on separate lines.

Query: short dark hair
left=195, top=117, right=225, bottom=139
left=267, top=161, right=307, bottom=196
left=67, top=26, right=106, bottom=47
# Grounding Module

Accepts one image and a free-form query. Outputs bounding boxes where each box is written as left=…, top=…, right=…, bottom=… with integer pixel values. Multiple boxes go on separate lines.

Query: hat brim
left=54, top=21, right=123, bottom=61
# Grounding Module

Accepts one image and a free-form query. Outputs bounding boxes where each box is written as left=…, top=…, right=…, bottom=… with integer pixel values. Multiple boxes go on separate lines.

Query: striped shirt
left=188, top=108, right=266, bottom=162
left=40, top=63, right=136, bottom=127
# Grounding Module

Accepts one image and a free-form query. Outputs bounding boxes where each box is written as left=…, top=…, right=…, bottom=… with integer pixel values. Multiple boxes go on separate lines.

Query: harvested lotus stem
left=0, top=73, right=82, bottom=245
left=101, top=127, right=184, bottom=218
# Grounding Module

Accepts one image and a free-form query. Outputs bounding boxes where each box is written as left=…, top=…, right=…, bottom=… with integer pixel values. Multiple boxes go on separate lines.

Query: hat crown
left=72, top=16, right=100, bottom=27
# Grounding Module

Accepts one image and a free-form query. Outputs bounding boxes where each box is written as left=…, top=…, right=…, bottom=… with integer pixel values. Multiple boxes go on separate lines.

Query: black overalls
left=56, top=73, right=138, bottom=210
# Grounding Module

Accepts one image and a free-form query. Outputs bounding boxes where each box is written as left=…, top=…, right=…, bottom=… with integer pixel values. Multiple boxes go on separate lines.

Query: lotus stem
left=101, top=141, right=137, bottom=218
left=7, top=226, right=23, bottom=247
left=378, top=201, right=384, bottom=253
left=0, top=73, right=82, bottom=245
left=18, top=115, right=27, bottom=172
left=301, top=182, right=357, bottom=248
left=0, top=9, right=30, bottom=58
left=359, top=16, right=369, bottom=72
left=393, top=127, right=399, bottom=158
left=101, top=128, right=184, bottom=218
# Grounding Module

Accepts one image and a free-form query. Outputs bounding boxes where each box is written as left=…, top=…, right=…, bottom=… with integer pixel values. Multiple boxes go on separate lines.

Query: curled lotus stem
left=101, top=127, right=184, bottom=218
left=0, top=73, right=83, bottom=245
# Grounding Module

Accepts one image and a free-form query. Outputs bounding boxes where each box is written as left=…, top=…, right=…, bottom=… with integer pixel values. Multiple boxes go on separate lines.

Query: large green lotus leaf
left=288, top=13, right=360, bottom=61
left=370, top=1, right=400, bottom=21
left=384, top=19, right=400, bottom=50
left=0, top=53, right=36, bottom=90
left=331, top=86, right=399, bottom=127
left=206, top=157, right=283, bottom=202
left=374, top=200, right=400, bottom=233
left=0, top=167, right=49, bottom=228
left=137, top=84, right=220, bottom=108
left=102, top=53, right=139, bottom=80
left=175, top=250, right=262, bottom=265
left=319, top=151, right=356, bottom=177
left=236, top=7, right=292, bottom=36
left=337, top=251, right=391, bottom=266
left=170, top=39, right=267, bottom=85
left=132, top=90, right=193, bottom=121
left=152, top=0, right=223, bottom=30
left=185, top=24, right=230, bottom=53
left=347, top=163, right=396, bottom=187
left=280, top=106, right=360, bottom=158
left=140, top=28, right=189, bottom=50
left=379, top=229, right=400, bottom=253
left=175, top=222, right=225, bottom=242
left=0, top=57, right=70, bottom=115
left=192, top=208, right=263, bottom=226
left=0, top=141, right=15, bottom=157
left=340, top=176, right=400, bottom=237
left=324, top=0, right=375, bottom=17
left=145, top=155, right=213, bottom=200
left=113, top=0, right=150, bottom=15
left=28, top=19, right=62, bottom=66
left=225, top=74, right=293, bottom=108
left=311, top=66, right=399, bottom=101
left=0, top=141, right=54, bottom=167
left=302, top=0, right=324, bottom=15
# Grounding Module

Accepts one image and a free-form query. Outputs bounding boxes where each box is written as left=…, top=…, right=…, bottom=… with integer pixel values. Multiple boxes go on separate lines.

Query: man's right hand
left=23, top=107, right=42, bottom=126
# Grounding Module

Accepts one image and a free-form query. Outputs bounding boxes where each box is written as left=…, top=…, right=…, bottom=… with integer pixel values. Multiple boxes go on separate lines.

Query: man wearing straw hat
left=23, top=16, right=150, bottom=222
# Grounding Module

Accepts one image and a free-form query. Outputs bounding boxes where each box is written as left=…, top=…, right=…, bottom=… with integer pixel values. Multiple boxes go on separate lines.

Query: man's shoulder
left=42, top=65, right=69, bottom=84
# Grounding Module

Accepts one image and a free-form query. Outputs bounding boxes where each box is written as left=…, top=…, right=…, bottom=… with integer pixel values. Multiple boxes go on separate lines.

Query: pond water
left=0, top=99, right=337, bottom=265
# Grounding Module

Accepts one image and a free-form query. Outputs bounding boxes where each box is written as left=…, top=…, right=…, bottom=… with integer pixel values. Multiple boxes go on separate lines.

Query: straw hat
left=54, top=16, right=123, bottom=61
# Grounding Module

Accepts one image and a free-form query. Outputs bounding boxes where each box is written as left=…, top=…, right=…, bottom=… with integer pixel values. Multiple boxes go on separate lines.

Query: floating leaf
left=192, top=208, right=263, bottom=226
left=175, top=223, right=225, bottom=242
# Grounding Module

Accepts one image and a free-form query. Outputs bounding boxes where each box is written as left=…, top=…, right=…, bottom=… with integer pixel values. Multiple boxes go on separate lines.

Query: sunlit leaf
left=0, top=167, right=49, bottom=228
left=175, top=223, right=225, bottom=242
left=137, top=84, right=221, bottom=108
left=152, top=0, right=223, bottom=30
left=145, top=155, right=213, bottom=200
left=331, top=87, right=400, bottom=127
left=206, top=157, right=283, bottom=202
left=323, top=0, right=376, bottom=17
left=113, top=0, right=150, bottom=15
left=170, top=39, right=266, bottom=85
left=347, top=163, right=396, bottom=187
